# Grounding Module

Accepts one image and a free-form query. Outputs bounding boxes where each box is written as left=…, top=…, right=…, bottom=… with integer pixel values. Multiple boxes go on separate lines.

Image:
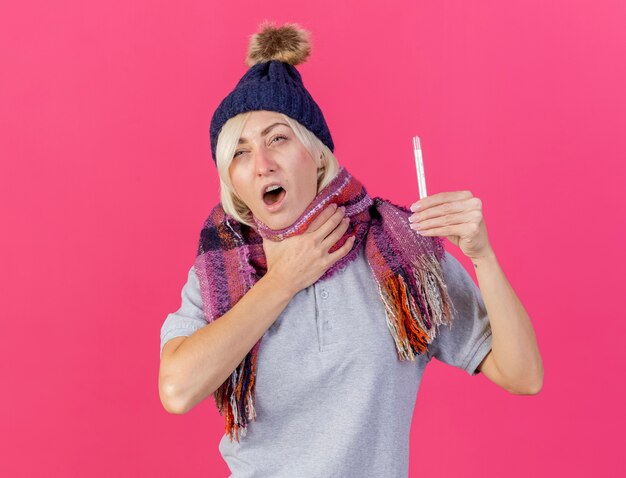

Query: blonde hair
left=215, top=111, right=340, bottom=227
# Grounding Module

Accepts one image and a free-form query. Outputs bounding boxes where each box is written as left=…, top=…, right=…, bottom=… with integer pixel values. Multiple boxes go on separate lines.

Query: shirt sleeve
left=159, top=265, right=208, bottom=359
left=426, top=251, right=493, bottom=376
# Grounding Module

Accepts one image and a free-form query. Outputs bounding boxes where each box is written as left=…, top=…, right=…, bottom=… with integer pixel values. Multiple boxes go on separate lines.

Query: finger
left=410, top=197, right=477, bottom=223
left=321, top=215, right=350, bottom=251
left=306, top=203, right=339, bottom=233
left=410, top=209, right=480, bottom=232
left=410, top=190, right=473, bottom=212
left=327, top=234, right=356, bottom=263
left=312, top=207, right=346, bottom=242
left=416, top=220, right=480, bottom=239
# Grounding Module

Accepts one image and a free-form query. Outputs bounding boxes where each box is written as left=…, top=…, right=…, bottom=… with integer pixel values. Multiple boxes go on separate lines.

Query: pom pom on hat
left=246, top=21, right=312, bottom=67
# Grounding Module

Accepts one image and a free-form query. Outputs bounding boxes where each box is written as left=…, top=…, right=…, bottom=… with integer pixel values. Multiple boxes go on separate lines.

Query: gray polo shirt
left=160, top=245, right=493, bottom=478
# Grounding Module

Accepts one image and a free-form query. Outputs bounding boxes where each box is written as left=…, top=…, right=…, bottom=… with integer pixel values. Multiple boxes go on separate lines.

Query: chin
left=256, top=208, right=302, bottom=230
left=265, top=215, right=294, bottom=230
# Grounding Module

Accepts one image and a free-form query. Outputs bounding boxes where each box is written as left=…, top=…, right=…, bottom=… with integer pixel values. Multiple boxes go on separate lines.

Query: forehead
left=241, top=111, right=288, bottom=134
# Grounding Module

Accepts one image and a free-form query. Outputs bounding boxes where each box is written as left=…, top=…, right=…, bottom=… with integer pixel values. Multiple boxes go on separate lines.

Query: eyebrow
left=238, top=122, right=290, bottom=144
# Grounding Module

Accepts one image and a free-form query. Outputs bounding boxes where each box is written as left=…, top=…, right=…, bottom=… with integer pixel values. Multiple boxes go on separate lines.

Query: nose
left=254, top=147, right=278, bottom=176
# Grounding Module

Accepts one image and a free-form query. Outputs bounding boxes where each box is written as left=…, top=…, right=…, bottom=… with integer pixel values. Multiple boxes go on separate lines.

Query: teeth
left=265, top=184, right=281, bottom=193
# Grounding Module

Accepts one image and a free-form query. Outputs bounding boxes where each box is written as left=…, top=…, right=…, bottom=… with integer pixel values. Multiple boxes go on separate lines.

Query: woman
left=158, top=22, right=543, bottom=477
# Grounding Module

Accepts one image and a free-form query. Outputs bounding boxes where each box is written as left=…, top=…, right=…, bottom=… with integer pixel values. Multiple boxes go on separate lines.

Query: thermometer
left=412, top=135, right=427, bottom=199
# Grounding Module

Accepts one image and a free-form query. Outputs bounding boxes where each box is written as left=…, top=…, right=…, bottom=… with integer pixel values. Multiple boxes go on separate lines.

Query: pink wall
left=1, top=0, right=624, bottom=476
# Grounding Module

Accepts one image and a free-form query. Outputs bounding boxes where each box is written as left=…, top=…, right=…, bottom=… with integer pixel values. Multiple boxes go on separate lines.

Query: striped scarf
left=193, top=166, right=455, bottom=442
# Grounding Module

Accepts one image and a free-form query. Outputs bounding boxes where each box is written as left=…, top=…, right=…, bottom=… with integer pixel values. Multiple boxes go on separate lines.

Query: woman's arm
left=410, top=191, right=543, bottom=395
left=158, top=272, right=295, bottom=414
left=159, top=204, right=354, bottom=414
left=472, top=250, right=543, bottom=395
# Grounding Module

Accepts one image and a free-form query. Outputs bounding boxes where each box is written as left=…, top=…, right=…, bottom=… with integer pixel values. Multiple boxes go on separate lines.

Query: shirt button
left=321, top=290, right=329, bottom=299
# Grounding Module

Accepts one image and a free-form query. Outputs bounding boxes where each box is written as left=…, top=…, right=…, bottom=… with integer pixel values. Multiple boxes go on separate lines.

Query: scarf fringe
left=214, top=345, right=259, bottom=443
left=377, top=252, right=456, bottom=361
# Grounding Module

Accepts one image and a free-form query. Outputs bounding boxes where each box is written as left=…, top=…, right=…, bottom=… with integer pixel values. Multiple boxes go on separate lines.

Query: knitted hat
left=209, top=22, right=335, bottom=165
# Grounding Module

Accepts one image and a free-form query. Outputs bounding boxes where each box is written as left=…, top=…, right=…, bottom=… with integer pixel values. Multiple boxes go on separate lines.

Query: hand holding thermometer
left=412, top=135, right=427, bottom=199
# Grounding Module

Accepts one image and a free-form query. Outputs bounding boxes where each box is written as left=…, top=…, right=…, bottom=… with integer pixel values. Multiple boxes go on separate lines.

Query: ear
left=319, top=153, right=327, bottom=168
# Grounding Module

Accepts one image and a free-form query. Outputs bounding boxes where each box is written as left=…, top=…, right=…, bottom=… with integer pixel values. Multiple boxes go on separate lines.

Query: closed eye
left=233, top=135, right=288, bottom=159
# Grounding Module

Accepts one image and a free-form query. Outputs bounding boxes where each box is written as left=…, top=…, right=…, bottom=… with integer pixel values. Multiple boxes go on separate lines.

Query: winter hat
left=209, top=22, right=335, bottom=164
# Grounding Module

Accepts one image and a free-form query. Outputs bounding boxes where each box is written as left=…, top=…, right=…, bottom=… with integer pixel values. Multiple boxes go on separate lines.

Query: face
left=228, top=110, right=319, bottom=230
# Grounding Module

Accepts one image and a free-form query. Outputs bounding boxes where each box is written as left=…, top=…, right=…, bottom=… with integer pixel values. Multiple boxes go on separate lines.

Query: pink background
left=1, top=0, right=624, bottom=476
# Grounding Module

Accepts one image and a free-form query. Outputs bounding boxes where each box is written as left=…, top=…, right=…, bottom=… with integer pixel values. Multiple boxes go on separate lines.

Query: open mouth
left=263, top=186, right=287, bottom=207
